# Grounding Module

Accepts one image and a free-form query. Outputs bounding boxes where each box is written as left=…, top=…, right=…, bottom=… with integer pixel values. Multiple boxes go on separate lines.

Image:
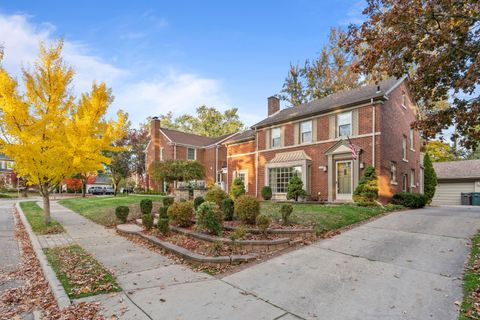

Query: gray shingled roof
left=252, top=78, right=401, bottom=128
left=433, top=159, right=480, bottom=180
left=160, top=127, right=234, bottom=147
left=224, top=129, right=256, bottom=145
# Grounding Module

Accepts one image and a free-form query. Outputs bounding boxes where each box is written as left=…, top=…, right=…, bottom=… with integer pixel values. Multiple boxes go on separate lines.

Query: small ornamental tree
left=286, top=175, right=307, bottom=201
left=261, top=186, right=272, bottom=200
left=352, top=165, right=379, bottom=206
left=230, top=177, right=246, bottom=199
left=423, top=153, right=437, bottom=204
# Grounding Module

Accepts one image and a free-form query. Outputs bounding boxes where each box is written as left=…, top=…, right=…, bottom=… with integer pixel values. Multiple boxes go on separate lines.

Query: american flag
left=347, top=136, right=357, bottom=160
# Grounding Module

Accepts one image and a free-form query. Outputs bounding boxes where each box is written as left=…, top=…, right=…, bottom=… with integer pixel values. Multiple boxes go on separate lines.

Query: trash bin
left=471, top=192, right=480, bottom=206
left=461, top=192, right=472, bottom=205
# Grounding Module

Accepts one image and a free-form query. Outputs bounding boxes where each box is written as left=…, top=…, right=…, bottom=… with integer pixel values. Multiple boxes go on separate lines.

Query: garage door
left=432, top=181, right=475, bottom=205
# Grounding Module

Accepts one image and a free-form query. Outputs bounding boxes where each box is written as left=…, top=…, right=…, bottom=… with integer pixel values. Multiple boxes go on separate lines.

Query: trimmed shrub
left=221, top=198, right=235, bottom=221
left=157, top=218, right=169, bottom=234
left=261, top=186, right=272, bottom=200
left=204, top=186, right=230, bottom=207
left=193, top=196, right=205, bottom=210
left=229, top=225, right=247, bottom=241
left=384, top=204, right=404, bottom=212
left=140, top=199, right=153, bottom=215
left=280, top=204, right=293, bottom=225
left=235, top=195, right=260, bottom=224
left=424, top=153, right=437, bottom=204
left=167, top=201, right=194, bottom=227
left=256, top=214, right=271, bottom=234
left=353, top=165, right=379, bottom=206
left=230, top=177, right=246, bottom=199
left=392, top=192, right=428, bottom=208
left=115, top=206, right=129, bottom=223
left=158, top=206, right=168, bottom=219
left=196, top=202, right=223, bottom=235
left=286, top=175, right=307, bottom=201
left=162, top=196, right=174, bottom=208
left=142, top=214, right=154, bottom=230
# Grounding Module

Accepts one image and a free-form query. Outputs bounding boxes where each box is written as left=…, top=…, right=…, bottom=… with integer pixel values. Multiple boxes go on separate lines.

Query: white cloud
left=116, top=71, right=231, bottom=124
left=0, top=12, right=230, bottom=125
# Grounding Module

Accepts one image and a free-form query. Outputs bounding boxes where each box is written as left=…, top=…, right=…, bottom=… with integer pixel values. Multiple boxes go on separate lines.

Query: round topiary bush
left=196, top=202, right=223, bottom=235
left=261, top=186, right=272, bottom=200
left=256, top=214, right=271, bottom=234
left=280, top=204, right=293, bottom=225
left=193, top=196, right=205, bottom=210
left=142, top=214, right=154, bottom=230
left=221, top=198, right=235, bottom=221
left=230, top=177, right=246, bottom=199
left=234, top=195, right=260, bottom=224
left=157, top=217, right=169, bottom=234
left=162, top=196, right=174, bottom=208
left=167, top=201, right=194, bottom=227
left=115, top=206, right=130, bottom=223
left=204, top=187, right=230, bottom=206
left=140, top=199, right=153, bottom=215
left=158, top=206, right=168, bottom=219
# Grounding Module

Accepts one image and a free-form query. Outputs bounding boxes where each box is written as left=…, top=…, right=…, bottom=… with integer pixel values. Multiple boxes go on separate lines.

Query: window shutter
left=329, top=115, right=336, bottom=139
left=312, top=118, right=317, bottom=142
left=265, top=129, right=271, bottom=149
left=352, top=109, right=359, bottom=136
left=294, top=122, right=299, bottom=145
left=281, top=126, right=285, bottom=147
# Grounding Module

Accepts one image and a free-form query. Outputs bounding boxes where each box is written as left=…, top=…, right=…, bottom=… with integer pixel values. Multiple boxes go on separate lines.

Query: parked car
left=88, top=186, right=105, bottom=195
left=104, top=187, right=115, bottom=195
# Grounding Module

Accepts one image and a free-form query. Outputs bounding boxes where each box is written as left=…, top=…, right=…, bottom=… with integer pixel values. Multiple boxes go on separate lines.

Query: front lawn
left=260, top=202, right=389, bottom=233
left=20, top=201, right=64, bottom=235
left=58, top=195, right=165, bottom=226
left=44, top=245, right=121, bottom=299
left=460, top=232, right=480, bottom=319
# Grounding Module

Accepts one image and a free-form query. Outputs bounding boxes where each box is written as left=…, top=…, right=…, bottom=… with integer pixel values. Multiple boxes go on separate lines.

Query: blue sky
left=0, top=0, right=365, bottom=126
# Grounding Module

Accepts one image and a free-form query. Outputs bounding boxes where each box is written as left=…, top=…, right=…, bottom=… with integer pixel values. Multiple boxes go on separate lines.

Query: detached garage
left=432, top=160, right=480, bottom=205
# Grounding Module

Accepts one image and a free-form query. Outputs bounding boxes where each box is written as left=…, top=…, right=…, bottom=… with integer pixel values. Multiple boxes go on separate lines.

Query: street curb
left=15, top=203, right=71, bottom=309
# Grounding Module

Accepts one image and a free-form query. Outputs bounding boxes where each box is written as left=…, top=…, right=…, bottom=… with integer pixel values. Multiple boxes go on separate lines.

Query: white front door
left=336, top=160, right=353, bottom=201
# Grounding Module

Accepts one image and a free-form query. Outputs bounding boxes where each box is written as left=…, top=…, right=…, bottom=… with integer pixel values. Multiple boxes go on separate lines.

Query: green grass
left=260, top=202, right=387, bottom=233
left=44, top=245, right=121, bottom=299
left=20, top=201, right=64, bottom=235
left=58, top=195, right=165, bottom=226
left=459, top=233, right=480, bottom=319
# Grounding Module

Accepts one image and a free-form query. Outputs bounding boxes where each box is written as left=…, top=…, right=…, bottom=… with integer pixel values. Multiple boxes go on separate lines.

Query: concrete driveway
left=223, top=206, right=480, bottom=320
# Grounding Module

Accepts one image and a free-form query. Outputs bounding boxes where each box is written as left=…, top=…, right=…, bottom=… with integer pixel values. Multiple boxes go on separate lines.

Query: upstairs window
left=402, top=135, right=407, bottom=160
left=410, top=128, right=415, bottom=150
left=300, top=120, right=312, bottom=144
left=187, top=147, right=196, bottom=160
left=271, top=127, right=281, bottom=148
left=160, top=147, right=165, bottom=161
left=337, top=112, right=352, bottom=137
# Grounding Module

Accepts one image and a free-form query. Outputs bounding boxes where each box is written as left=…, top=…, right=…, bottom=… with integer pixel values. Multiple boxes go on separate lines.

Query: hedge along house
left=145, top=117, right=238, bottom=192
left=224, top=77, right=424, bottom=203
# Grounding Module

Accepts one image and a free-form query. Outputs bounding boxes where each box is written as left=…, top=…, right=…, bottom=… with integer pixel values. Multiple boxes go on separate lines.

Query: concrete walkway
left=47, top=202, right=480, bottom=319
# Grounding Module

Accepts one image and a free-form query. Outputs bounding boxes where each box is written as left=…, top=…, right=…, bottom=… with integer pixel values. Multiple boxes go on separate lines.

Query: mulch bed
left=0, top=209, right=104, bottom=319
left=180, top=224, right=288, bottom=241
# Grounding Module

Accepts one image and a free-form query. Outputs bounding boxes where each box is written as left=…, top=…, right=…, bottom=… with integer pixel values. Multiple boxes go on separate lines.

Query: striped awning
left=269, top=150, right=312, bottom=163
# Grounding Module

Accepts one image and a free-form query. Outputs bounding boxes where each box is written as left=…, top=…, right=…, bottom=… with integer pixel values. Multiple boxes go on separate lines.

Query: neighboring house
left=0, top=153, right=15, bottom=188
left=85, top=175, right=113, bottom=191
left=145, top=117, right=237, bottom=192
left=432, top=159, right=480, bottom=205
left=225, top=77, right=423, bottom=203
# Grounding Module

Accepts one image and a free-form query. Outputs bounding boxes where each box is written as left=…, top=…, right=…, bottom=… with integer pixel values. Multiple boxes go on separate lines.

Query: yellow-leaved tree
left=0, top=41, right=127, bottom=224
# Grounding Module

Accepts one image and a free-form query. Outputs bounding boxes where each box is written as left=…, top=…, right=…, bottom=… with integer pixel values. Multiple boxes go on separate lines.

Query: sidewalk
left=47, top=201, right=290, bottom=320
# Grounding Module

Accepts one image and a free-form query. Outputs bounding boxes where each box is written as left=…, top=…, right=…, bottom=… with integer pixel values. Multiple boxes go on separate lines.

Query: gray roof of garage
left=433, top=159, right=480, bottom=180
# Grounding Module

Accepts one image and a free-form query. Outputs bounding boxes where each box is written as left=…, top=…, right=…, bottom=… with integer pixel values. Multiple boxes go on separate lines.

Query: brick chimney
left=268, top=96, right=280, bottom=116
left=150, top=117, right=161, bottom=159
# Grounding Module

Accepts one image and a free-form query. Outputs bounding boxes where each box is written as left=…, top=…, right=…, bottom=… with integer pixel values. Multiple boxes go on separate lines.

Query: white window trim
left=390, top=162, right=397, bottom=185
left=409, top=129, right=415, bottom=151
left=160, top=147, right=164, bottom=161
left=401, top=92, right=407, bottom=109
left=337, top=111, right=352, bottom=138
left=271, top=127, right=281, bottom=148
left=235, top=169, right=248, bottom=192
left=300, top=120, right=312, bottom=144
left=402, top=135, right=408, bottom=162
left=402, top=174, right=408, bottom=192
left=187, top=147, right=196, bottom=160
left=410, top=170, right=416, bottom=188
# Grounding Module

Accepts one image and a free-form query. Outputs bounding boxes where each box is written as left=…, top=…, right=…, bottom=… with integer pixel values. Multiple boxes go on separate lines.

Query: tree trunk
left=41, top=185, right=51, bottom=225
left=81, top=176, right=87, bottom=197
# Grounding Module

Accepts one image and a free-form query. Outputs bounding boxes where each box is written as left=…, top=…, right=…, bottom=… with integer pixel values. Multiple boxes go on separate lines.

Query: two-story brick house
left=225, top=77, right=423, bottom=203
left=145, top=117, right=236, bottom=192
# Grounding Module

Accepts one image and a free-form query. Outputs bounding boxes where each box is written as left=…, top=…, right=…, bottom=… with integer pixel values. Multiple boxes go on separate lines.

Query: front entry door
left=336, top=160, right=353, bottom=201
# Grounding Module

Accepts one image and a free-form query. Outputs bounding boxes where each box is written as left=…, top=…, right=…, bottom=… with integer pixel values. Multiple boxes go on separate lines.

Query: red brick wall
left=226, top=140, right=256, bottom=196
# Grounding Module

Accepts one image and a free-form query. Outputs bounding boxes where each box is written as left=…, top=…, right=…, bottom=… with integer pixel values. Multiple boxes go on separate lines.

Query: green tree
left=343, top=0, right=480, bottom=149
left=423, top=153, right=437, bottom=204
left=425, top=141, right=456, bottom=162
left=159, top=106, right=245, bottom=137
left=286, top=175, right=307, bottom=202
left=149, top=160, right=204, bottom=185
left=352, top=165, right=379, bottom=206
left=230, top=177, right=246, bottom=199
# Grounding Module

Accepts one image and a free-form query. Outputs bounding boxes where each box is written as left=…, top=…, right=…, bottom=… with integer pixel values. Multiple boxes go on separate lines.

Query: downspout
left=255, top=129, right=259, bottom=198
left=215, top=146, right=218, bottom=185
left=371, top=98, right=375, bottom=167
left=173, top=143, right=177, bottom=190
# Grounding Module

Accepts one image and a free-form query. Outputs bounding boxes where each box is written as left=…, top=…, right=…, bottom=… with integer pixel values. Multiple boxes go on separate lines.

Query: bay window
left=268, top=166, right=302, bottom=193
